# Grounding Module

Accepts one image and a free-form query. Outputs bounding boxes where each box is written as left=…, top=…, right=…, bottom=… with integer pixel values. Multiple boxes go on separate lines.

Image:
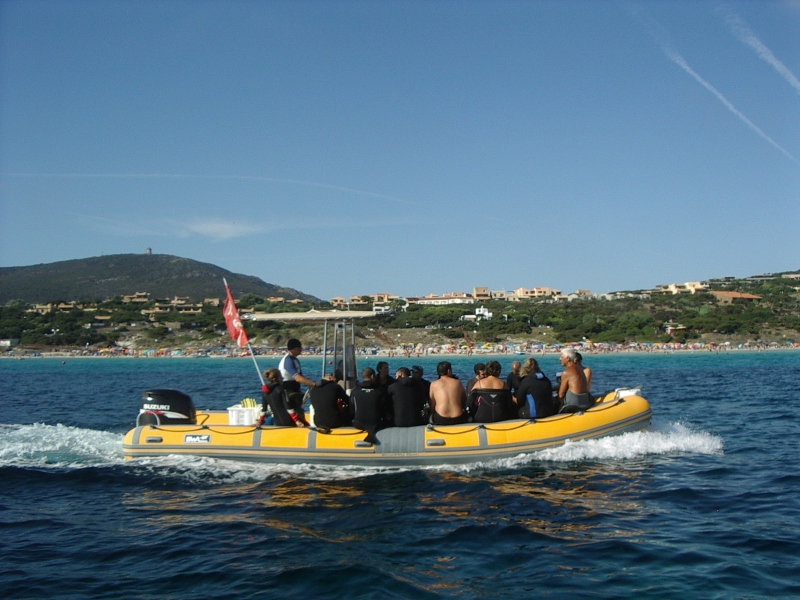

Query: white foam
left=531, top=420, right=723, bottom=462
left=0, top=423, right=126, bottom=469
left=127, top=454, right=414, bottom=483
left=0, top=419, right=722, bottom=481
left=433, top=420, right=723, bottom=474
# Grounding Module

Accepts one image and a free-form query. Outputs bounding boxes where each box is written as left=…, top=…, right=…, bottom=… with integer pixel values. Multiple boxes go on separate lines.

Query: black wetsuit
left=309, top=379, right=350, bottom=429
left=387, top=377, right=427, bottom=427
left=515, top=373, right=555, bottom=419
left=377, top=374, right=396, bottom=396
left=350, top=379, right=388, bottom=440
left=262, top=382, right=298, bottom=427
left=414, top=377, right=432, bottom=421
left=415, top=377, right=431, bottom=401
left=506, top=372, right=522, bottom=396
left=467, top=388, right=516, bottom=423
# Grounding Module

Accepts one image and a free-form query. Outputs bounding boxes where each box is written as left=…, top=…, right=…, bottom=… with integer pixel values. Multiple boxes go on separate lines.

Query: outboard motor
left=137, top=389, right=196, bottom=426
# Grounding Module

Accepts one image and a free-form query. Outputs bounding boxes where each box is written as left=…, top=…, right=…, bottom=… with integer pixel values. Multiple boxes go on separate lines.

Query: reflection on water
left=414, top=464, right=653, bottom=543
left=123, top=459, right=655, bottom=545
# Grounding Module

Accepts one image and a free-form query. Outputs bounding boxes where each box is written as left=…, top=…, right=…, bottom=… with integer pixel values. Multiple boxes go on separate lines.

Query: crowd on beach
left=4, top=338, right=797, bottom=359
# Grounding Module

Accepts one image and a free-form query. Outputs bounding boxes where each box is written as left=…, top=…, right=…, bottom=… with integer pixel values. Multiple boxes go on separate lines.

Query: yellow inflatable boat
left=123, top=311, right=651, bottom=466
left=122, top=389, right=651, bottom=466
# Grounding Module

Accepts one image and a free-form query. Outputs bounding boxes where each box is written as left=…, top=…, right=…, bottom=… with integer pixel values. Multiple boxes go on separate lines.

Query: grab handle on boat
left=137, top=411, right=161, bottom=427
left=426, top=439, right=446, bottom=447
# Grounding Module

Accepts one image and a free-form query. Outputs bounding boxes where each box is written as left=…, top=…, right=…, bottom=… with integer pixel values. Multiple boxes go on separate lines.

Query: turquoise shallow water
left=1, top=351, right=799, bottom=599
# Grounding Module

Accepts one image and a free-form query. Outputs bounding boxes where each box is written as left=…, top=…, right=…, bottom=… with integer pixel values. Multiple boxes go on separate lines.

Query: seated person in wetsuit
left=387, top=367, right=427, bottom=427
left=429, top=361, right=468, bottom=425
left=467, top=360, right=516, bottom=423
left=411, top=365, right=431, bottom=422
left=466, top=362, right=486, bottom=395
left=558, top=348, right=592, bottom=410
left=261, top=368, right=307, bottom=427
left=506, top=361, right=522, bottom=395
left=350, top=367, right=389, bottom=443
left=376, top=361, right=395, bottom=395
left=515, top=357, right=555, bottom=419
left=308, top=374, right=350, bottom=430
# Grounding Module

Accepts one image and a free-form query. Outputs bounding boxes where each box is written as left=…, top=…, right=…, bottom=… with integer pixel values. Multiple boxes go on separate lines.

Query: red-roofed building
left=710, top=291, right=762, bottom=305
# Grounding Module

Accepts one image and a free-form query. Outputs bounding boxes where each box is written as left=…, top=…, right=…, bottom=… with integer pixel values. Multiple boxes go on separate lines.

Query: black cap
left=411, top=365, right=423, bottom=374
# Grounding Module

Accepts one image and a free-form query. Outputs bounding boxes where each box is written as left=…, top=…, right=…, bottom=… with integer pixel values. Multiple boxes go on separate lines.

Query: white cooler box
left=227, top=404, right=260, bottom=425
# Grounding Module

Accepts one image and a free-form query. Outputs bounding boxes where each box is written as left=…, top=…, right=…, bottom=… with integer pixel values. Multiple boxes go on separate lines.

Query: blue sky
left=1, top=0, right=798, bottom=301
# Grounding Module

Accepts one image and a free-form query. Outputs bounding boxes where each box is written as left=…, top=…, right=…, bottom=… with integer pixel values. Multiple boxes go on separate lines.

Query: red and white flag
left=223, top=279, right=249, bottom=348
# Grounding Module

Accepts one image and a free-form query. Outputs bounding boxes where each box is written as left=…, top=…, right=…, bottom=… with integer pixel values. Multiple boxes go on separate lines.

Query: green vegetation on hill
left=0, top=296, right=225, bottom=347
left=1, top=270, right=798, bottom=349
left=0, top=254, right=320, bottom=304
left=376, top=278, right=800, bottom=344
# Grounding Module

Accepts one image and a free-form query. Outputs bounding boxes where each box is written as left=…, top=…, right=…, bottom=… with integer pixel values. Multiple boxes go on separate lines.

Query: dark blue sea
left=2, top=351, right=799, bottom=599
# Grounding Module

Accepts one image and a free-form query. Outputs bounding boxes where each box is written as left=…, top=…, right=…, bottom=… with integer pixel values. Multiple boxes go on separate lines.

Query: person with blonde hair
left=515, top=358, right=555, bottom=418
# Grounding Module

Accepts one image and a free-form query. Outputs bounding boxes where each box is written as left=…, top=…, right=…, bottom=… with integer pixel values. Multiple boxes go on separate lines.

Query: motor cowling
left=137, top=389, right=196, bottom=426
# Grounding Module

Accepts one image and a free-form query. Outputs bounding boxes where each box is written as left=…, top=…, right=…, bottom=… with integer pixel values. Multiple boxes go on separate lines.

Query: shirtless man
left=575, top=352, right=592, bottom=393
left=429, top=361, right=468, bottom=425
left=558, top=348, right=592, bottom=409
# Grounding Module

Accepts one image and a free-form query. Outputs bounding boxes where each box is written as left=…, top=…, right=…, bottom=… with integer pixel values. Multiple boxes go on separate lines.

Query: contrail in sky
left=629, top=2, right=799, bottom=165
left=721, top=8, right=800, bottom=95
left=662, top=46, right=798, bottom=165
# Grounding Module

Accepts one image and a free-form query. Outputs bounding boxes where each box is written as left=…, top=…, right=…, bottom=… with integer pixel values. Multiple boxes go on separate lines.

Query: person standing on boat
left=279, top=338, right=316, bottom=395
left=558, top=348, right=591, bottom=410
left=429, top=361, right=468, bottom=425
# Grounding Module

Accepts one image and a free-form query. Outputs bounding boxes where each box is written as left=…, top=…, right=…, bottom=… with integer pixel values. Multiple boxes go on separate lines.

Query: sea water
left=1, top=351, right=799, bottom=599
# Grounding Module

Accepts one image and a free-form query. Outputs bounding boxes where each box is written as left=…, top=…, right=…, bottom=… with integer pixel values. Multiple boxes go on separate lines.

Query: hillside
left=0, top=254, right=320, bottom=304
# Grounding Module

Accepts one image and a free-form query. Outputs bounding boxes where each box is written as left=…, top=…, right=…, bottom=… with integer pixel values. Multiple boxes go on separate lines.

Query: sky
left=1, top=0, right=798, bottom=301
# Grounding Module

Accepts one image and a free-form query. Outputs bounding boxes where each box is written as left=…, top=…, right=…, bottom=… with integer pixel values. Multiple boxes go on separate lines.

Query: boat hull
left=122, top=395, right=651, bottom=466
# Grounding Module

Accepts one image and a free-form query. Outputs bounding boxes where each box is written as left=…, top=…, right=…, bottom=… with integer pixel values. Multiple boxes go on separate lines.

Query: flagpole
left=247, top=341, right=266, bottom=387
left=223, top=278, right=265, bottom=387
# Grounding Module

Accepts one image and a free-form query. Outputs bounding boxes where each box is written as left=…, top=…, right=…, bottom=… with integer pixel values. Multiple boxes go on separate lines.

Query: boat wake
left=0, top=423, right=126, bottom=470
left=530, top=420, right=724, bottom=462
left=0, top=419, right=722, bottom=481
